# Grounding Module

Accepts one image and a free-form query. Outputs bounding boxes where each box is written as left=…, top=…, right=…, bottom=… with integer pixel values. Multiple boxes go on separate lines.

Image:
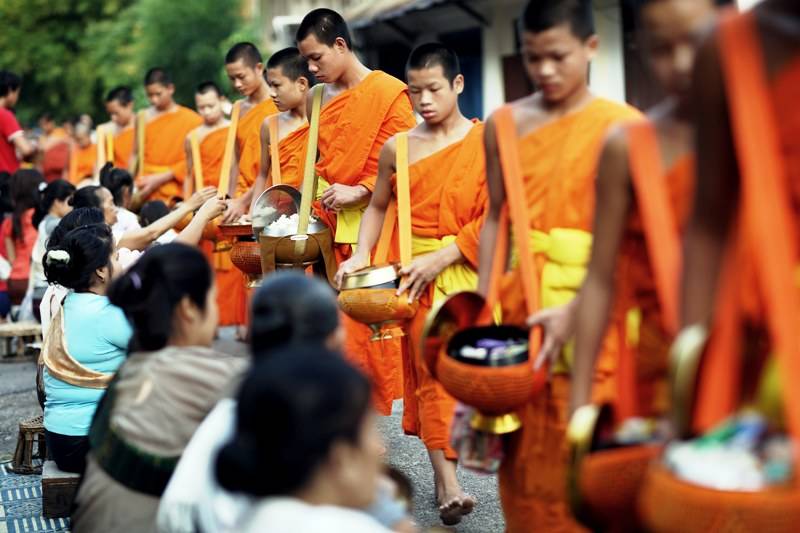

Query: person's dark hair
left=0, top=172, right=12, bottom=217
left=107, top=243, right=212, bottom=352
left=99, top=164, right=133, bottom=207
left=0, top=70, right=22, bottom=98
left=196, top=80, right=222, bottom=97
left=144, top=67, right=172, bottom=86
left=10, top=169, right=44, bottom=241
left=266, top=47, right=316, bottom=84
left=69, top=185, right=103, bottom=210
left=46, top=207, right=104, bottom=250
left=44, top=224, right=114, bottom=292
left=521, top=0, right=595, bottom=40
left=216, top=349, right=371, bottom=496
left=250, top=272, right=339, bottom=356
left=33, top=179, right=75, bottom=228
left=405, top=42, right=462, bottom=85
left=138, top=200, right=170, bottom=227
left=105, top=85, right=133, bottom=105
left=296, top=8, right=352, bottom=49
left=225, top=42, right=263, bottom=67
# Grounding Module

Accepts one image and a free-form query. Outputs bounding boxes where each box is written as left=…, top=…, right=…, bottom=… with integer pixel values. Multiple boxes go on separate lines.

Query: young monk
left=184, top=81, right=246, bottom=328
left=476, top=2, right=641, bottom=531
left=131, top=67, right=202, bottom=203
left=221, top=42, right=278, bottom=221
left=336, top=43, right=482, bottom=525
left=250, top=47, right=314, bottom=210
left=68, top=122, right=97, bottom=185
left=680, top=1, right=800, bottom=435
left=297, top=7, right=416, bottom=409
left=571, top=0, right=716, bottom=419
left=103, top=86, right=136, bottom=170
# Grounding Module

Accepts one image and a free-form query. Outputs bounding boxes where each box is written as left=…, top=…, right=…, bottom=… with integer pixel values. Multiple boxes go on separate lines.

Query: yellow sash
left=190, top=130, right=203, bottom=194
left=412, top=234, right=478, bottom=303
left=42, top=307, right=113, bottom=389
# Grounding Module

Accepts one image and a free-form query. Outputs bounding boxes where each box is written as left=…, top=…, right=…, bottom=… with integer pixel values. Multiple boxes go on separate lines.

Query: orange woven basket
left=230, top=241, right=263, bottom=278
left=639, top=464, right=800, bottom=533
left=338, top=288, right=419, bottom=328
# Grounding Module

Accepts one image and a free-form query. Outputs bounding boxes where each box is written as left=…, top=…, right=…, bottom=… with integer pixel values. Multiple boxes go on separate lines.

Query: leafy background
left=0, top=0, right=260, bottom=125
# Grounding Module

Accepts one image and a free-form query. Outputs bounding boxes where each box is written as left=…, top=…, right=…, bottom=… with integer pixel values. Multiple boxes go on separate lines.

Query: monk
left=476, top=1, right=641, bottom=531
left=68, top=122, right=97, bottom=184
left=250, top=46, right=314, bottom=210
left=38, top=113, right=68, bottom=151
left=336, top=43, right=482, bottom=525
left=102, top=86, right=136, bottom=170
left=680, top=1, right=800, bottom=436
left=571, top=0, right=716, bottom=421
left=220, top=42, right=278, bottom=222
left=184, top=81, right=246, bottom=328
left=131, top=67, right=202, bottom=203
left=297, top=7, right=416, bottom=408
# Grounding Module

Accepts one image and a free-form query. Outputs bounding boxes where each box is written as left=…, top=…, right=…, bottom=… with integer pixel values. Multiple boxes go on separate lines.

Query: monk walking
left=250, top=47, right=314, bottom=208
left=103, top=86, right=136, bottom=170
left=132, top=67, right=202, bottom=203
left=297, top=8, right=416, bottom=410
left=476, top=1, right=641, bottom=531
left=184, top=81, right=247, bottom=329
left=221, top=42, right=278, bottom=221
left=337, top=44, right=483, bottom=525
left=68, top=122, right=97, bottom=185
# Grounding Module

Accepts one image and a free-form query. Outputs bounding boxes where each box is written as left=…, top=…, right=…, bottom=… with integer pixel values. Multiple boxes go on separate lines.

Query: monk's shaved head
left=406, top=43, right=461, bottom=85
left=196, top=80, right=222, bottom=97
left=521, top=0, right=595, bottom=40
left=105, top=85, right=133, bottom=105
left=267, top=47, right=315, bottom=83
left=225, top=42, right=263, bottom=67
left=144, top=67, right=172, bottom=87
left=296, top=8, right=352, bottom=49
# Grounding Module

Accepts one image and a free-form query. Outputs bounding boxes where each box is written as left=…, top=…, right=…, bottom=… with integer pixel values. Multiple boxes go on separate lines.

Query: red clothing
left=1, top=209, right=37, bottom=280
left=0, top=107, right=22, bottom=174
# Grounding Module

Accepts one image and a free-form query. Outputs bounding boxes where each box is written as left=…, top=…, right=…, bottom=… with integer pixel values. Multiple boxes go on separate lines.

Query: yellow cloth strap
left=218, top=101, right=241, bottom=199
left=395, top=132, right=412, bottom=267
left=136, top=110, right=146, bottom=178
left=106, top=128, right=114, bottom=164
left=96, top=126, right=106, bottom=169
left=412, top=234, right=478, bottom=303
left=269, top=114, right=281, bottom=186
left=295, top=85, right=324, bottom=256
left=42, top=308, right=112, bottom=389
left=190, top=130, right=203, bottom=194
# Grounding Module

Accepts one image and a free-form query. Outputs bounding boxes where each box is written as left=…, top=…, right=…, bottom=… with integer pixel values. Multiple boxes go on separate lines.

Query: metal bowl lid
left=340, top=264, right=401, bottom=290
left=251, top=184, right=301, bottom=238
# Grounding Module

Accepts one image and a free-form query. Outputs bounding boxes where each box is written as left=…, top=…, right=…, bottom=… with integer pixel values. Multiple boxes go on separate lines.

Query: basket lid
left=251, top=184, right=302, bottom=238
left=420, top=291, right=487, bottom=376
left=340, top=264, right=401, bottom=290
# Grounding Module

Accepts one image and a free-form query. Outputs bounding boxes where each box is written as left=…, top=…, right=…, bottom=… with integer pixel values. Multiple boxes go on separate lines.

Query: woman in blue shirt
left=42, top=222, right=131, bottom=473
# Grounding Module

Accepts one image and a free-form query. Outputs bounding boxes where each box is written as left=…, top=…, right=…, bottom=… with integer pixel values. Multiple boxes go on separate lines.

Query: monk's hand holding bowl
left=321, top=183, right=371, bottom=211
left=334, top=250, right=370, bottom=289
left=221, top=196, right=249, bottom=224
left=525, top=298, right=580, bottom=373
left=398, top=245, right=462, bottom=303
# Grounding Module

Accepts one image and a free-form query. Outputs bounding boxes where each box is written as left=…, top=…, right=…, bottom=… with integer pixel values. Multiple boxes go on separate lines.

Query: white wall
left=736, top=0, right=762, bottom=10
left=481, top=0, right=522, bottom=118
left=590, top=0, right=626, bottom=103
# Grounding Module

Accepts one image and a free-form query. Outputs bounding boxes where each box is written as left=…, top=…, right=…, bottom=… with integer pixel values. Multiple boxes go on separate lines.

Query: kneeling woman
left=70, top=243, right=248, bottom=533
left=41, top=223, right=130, bottom=473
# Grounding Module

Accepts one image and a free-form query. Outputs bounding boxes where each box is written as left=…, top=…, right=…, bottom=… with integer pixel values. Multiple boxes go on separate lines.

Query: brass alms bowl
left=340, top=264, right=402, bottom=290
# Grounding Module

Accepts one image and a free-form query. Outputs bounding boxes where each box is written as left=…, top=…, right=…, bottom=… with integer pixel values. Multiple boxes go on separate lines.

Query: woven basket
left=639, top=463, right=800, bottom=533
left=338, top=288, right=419, bottom=327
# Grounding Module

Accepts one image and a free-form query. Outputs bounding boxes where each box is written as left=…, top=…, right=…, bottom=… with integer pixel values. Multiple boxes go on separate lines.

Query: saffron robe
left=235, top=99, right=278, bottom=198
left=69, top=143, right=97, bottom=184
left=141, top=106, right=202, bottom=202
left=394, top=122, right=486, bottom=457
left=113, top=126, right=135, bottom=170
left=496, top=98, right=641, bottom=533
left=269, top=121, right=309, bottom=189
left=194, top=125, right=247, bottom=326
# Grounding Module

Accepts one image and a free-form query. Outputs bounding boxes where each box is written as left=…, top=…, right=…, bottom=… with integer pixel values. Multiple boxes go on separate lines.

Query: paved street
left=0, top=335, right=504, bottom=532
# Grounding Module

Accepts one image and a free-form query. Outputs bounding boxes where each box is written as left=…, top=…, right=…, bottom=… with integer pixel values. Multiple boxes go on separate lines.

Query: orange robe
left=395, top=122, right=486, bottom=457
left=113, top=126, right=135, bottom=170
left=313, top=71, right=416, bottom=413
left=141, top=106, right=202, bottom=202
left=497, top=99, right=641, bottom=533
left=68, top=143, right=97, bottom=184
left=193, top=126, right=247, bottom=326
left=270, top=122, right=309, bottom=189
left=235, top=99, right=278, bottom=198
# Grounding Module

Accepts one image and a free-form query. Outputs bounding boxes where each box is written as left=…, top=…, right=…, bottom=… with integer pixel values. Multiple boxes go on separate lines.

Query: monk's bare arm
left=250, top=120, right=272, bottom=213
left=477, top=114, right=506, bottom=297
left=682, top=34, right=738, bottom=327
left=183, top=137, right=193, bottom=200
left=571, top=128, right=632, bottom=412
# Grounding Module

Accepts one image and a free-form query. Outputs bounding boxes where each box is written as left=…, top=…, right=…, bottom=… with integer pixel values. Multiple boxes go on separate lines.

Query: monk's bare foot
left=438, top=491, right=475, bottom=526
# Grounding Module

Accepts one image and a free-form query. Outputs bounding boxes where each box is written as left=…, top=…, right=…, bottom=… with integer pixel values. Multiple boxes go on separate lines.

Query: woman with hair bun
left=98, top=163, right=140, bottom=239
left=41, top=222, right=131, bottom=473
left=217, top=350, right=391, bottom=532
left=70, top=243, right=248, bottom=533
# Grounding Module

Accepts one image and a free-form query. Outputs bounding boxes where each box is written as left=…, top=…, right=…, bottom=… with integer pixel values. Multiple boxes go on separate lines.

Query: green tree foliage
left=0, top=0, right=258, bottom=126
